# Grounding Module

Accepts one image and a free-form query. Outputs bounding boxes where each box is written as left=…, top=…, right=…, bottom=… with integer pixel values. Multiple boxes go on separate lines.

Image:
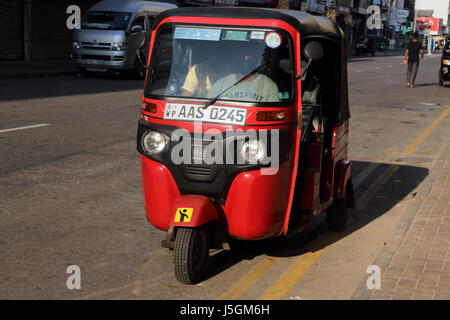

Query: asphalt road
left=0, top=52, right=449, bottom=300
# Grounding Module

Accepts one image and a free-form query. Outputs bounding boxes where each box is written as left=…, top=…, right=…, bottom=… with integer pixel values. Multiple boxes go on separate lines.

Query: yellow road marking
left=402, top=108, right=450, bottom=156
left=217, top=257, right=281, bottom=300
left=356, top=164, right=400, bottom=210
left=352, top=162, right=379, bottom=188
left=218, top=108, right=450, bottom=301
left=260, top=247, right=327, bottom=300
left=385, top=146, right=399, bottom=154
left=357, top=108, right=450, bottom=209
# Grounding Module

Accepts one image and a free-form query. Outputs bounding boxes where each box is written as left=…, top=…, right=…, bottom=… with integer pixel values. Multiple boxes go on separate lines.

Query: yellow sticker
left=174, top=208, right=194, bottom=223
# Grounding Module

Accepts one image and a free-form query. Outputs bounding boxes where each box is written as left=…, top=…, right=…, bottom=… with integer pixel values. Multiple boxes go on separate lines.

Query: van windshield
left=145, top=26, right=294, bottom=104
left=82, top=11, right=131, bottom=30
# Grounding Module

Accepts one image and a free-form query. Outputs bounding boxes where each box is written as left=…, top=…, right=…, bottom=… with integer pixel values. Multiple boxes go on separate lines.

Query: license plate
left=86, top=68, right=107, bottom=72
left=164, top=103, right=247, bottom=126
left=86, top=59, right=104, bottom=65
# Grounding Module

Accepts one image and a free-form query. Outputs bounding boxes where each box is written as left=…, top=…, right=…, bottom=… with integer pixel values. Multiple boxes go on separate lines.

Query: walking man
left=403, top=33, right=424, bottom=88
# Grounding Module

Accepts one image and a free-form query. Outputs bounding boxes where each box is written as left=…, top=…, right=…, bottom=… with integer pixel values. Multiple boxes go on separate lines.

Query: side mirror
left=297, top=41, right=324, bottom=80
left=131, top=25, right=143, bottom=33
left=304, top=41, right=324, bottom=62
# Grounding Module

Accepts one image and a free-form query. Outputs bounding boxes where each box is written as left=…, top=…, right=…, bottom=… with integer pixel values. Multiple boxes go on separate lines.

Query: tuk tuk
left=136, top=7, right=354, bottom=284
left=439, top=37, right=450, bottom=86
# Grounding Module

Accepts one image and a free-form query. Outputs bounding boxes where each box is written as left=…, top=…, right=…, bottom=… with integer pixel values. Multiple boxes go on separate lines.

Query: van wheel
left=174, top=227, right=209, bottom=284
left=327, top=191, right=348, bottom=232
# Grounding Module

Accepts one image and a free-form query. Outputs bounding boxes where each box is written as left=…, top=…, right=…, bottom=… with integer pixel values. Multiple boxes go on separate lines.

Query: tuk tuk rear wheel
left=174, top=227, right=209, bottom=284
left=327, top=193, right=348, bottom=232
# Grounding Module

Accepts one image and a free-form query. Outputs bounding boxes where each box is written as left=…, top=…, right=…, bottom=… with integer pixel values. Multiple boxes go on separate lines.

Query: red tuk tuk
left=137, top=7, right=354, bottom=284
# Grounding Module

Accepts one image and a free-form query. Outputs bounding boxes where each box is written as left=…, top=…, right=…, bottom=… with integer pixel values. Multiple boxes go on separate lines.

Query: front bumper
left=137, top=119, right=289, bottom=204
left=70, top=48, right=133, bottom=71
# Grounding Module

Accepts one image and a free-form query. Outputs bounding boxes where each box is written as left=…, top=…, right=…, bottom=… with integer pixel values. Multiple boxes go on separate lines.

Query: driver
left=206, top=45, right=280, bottom=103
left=181, top=45, right=222, bottom=97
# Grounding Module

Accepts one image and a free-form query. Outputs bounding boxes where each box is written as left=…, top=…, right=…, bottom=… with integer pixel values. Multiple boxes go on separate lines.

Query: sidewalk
left=352, top=110, right=450, bottom=300
left=0, top=60, right=78, bottom=79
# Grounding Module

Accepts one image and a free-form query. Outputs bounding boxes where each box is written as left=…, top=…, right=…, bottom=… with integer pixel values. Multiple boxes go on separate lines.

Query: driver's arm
left=181, top=65, right=198, bottom=96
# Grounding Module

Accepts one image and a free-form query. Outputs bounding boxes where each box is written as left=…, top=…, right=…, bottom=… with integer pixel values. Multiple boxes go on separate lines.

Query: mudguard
left=168, top=195, right=219, bottom=228
left=335, top=159, right=352, bottom=200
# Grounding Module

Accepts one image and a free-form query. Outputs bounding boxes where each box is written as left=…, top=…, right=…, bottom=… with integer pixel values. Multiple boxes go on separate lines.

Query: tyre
left=327, top=191, right=348, bottom=232
left=174, top=227, right=209, bottom=284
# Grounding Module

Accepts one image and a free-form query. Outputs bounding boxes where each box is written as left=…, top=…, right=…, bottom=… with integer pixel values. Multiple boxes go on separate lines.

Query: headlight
left=112, top=42, right=127, bottom=51
left=240, top=139, right=265, bottom=164
left=444, top=60, right=450, bottom=66
left=142, top=131, right=169, bottom=155
left=72, top=41, right=80, bottom=49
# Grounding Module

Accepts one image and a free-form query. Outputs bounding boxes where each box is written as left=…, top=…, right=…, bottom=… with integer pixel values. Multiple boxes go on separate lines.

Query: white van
left=70, top=0, right=177, bottom=78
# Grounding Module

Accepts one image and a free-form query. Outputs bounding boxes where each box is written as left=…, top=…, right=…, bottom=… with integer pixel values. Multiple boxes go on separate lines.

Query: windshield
left=82, top=11, right=131, bottom=30
left=145, top=26, right=294, bottom=104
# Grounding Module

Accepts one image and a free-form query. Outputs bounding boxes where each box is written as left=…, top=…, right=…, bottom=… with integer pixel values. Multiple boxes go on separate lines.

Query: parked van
left=70, top=0, right=177, bottom=78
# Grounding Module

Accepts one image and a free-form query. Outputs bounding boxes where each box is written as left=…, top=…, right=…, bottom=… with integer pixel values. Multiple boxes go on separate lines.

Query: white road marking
left=0, top=123, right=51, bottom=134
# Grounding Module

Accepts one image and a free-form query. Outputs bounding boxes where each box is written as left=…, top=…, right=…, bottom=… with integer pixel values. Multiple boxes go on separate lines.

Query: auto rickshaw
left=439, top=37, right=450, bottom=86
left=136, top=7, right=354, bottom=284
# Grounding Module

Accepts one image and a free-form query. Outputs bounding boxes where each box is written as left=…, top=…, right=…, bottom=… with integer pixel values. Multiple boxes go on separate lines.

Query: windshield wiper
left=203, top=60, right=270, bottom=110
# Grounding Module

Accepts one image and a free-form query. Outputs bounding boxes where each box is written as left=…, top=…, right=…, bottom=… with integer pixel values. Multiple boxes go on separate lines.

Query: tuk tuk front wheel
left=174, top=227, right=209, bottom=284
left=327, top=192, right=348, bottom=232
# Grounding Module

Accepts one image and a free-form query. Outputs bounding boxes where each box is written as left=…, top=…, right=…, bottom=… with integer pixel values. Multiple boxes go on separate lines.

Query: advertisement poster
left=415, top=17, right=443, bottom=36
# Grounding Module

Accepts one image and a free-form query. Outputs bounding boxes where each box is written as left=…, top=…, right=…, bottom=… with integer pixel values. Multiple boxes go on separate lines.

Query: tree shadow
left=202, top=160, right=429, bottom=280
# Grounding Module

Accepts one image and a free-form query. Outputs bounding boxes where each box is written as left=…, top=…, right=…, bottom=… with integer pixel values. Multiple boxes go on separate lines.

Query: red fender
left=335, top=160, right=352, bottom=199
left=168, top=195, right=219, bottom=228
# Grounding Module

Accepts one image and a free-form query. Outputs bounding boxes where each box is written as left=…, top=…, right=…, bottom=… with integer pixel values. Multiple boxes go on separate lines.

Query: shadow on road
left=202, top=160, right=429, bottom=281
left=413, top=83, right=438, bottom=88
left=0, top=73, right=144, bottom=102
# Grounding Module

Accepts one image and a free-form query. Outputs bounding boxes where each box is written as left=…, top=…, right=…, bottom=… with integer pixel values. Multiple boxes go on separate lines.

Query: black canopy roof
left=153, top=7, right=342, bottom=39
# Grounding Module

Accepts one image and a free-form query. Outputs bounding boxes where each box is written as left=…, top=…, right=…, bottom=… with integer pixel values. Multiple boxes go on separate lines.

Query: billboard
left=415, top=17, right=443, bottom=35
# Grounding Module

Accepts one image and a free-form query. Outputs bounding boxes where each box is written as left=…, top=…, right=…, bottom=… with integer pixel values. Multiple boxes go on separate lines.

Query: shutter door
left=0, top=0, right=23, bottom=60
left=30, top=0, right=99, bottom=61
left=31, top=0, right=71, bottom=61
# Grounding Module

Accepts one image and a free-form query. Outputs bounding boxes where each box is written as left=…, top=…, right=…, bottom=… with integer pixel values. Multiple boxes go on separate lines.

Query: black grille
left=81, top=54, right=110, bottom=61
left=183, top=165, right=214, bottom=182
left=81, top=45, right=111, bottom=50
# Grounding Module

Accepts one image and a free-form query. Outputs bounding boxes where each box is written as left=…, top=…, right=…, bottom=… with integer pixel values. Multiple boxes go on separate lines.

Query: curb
left=350, top=141, right=450, bottom=300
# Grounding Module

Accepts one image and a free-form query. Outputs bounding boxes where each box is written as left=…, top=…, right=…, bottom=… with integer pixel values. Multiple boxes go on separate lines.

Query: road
left=0, top=53, right=449, bottom=300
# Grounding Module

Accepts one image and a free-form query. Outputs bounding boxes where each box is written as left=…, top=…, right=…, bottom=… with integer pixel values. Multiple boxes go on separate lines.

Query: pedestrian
left=403, top=32, right=424, bottom=88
